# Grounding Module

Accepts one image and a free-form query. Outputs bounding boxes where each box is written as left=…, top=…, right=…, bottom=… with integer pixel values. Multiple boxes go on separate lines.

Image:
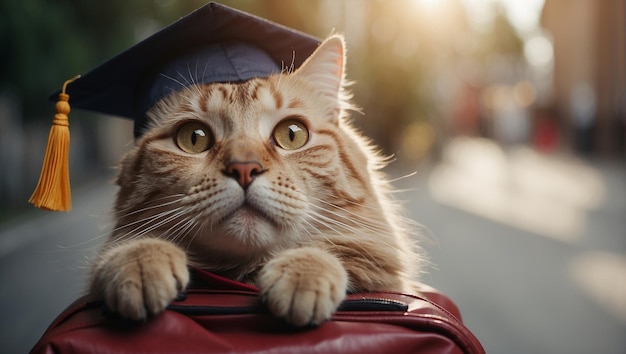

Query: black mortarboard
left=55, top=1, right=320, bottom=136
left=32, top=2, right=320, bottom=212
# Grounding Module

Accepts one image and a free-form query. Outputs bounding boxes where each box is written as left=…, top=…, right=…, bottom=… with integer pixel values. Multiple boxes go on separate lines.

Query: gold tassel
left=29, top=75, right=80, bottom=211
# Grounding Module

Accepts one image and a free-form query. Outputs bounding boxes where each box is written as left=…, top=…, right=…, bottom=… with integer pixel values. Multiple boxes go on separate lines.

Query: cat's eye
left=273, top=120, right=309, bottom=150
left=175, top=121, right=213, bottom=154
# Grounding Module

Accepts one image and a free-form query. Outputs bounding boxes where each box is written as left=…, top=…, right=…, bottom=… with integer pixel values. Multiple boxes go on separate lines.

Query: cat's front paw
left=257, top=247, right=348, bottom=326
left=90, top=238, right=189, bottom=321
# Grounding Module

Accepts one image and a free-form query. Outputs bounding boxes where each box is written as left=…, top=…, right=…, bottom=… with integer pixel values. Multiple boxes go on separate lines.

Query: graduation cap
left=29, top=2, right=321, bottom=212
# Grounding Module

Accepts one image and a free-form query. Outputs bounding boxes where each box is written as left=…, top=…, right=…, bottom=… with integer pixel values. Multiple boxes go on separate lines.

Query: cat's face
left=113, top=37, right=386, bottom=268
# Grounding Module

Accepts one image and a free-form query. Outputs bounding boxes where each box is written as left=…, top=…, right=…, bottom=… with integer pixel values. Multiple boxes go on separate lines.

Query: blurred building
left=542, top=0, right=625, bottom=157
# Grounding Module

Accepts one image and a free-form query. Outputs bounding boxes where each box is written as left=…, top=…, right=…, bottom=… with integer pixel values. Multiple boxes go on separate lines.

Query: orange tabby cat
left=90, top=35, right=425, bottom=326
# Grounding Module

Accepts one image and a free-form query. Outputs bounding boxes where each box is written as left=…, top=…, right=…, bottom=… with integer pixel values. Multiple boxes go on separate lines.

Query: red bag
left=31, top=269, right=485, bottom=354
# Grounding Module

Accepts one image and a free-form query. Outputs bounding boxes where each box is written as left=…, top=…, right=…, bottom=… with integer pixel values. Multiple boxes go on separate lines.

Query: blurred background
left=1, top=0, right=624, bottom=353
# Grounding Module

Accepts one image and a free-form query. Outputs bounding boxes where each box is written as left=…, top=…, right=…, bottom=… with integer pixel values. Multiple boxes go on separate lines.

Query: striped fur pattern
left=90, top=36, right=425, bottom=326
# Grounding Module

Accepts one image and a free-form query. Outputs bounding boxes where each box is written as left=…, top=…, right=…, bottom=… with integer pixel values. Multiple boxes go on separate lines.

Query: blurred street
left=1, top=139, right=624, bottom=354
left=0, top=177, right=117, bottom=354
left=406, top=139, right=626, bottom=354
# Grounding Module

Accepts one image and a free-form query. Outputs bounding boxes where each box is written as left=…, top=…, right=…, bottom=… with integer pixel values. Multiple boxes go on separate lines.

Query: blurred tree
left=1, top=0, right=132, bottom=120
left=350, top=0, right=472, bottom=159
left=476, top=4, right=524, bottom=62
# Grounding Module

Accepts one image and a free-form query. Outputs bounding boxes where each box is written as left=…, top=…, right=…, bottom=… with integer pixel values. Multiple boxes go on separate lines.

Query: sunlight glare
left=416, top=0, right=439, bottom=7
left=412, top=0, right=446, bottom=11
left=524, top=34, right=554, bottom=68
left=570, top=252, right=626, bottom=322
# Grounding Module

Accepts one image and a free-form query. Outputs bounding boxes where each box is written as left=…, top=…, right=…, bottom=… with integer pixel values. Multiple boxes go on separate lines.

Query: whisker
left=302, top=209, right=386, bottom=270
left=182, top=219, right=208, bottom=254
left=57, top=229, right=112, bottom=249
left=303, top=190, right=384, bottom=212
left=307, top=207, right=389, bottom=239
left=112, top=207, right=185, bottom=241
left=192, top=60, right=199, bottom=87
left=306, top=195, right=392, bottom=234
left=387, top=188, right=418, bottom=195
left=386, top=171, right=418, bottom=184
left=159, top=73, right=188, bottom=93
left=131, top=208, right=190, bottom=240
left=111, top=206, right=181, bottom=234
left=163, top=213, right=198, bottom=244
left=304, top=190, right=418, bottom=236
left=114, top=195, right=185, bottom=217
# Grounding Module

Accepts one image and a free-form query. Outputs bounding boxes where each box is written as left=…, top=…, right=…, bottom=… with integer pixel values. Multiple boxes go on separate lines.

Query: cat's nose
left=224, top=161, right=265, bottom=189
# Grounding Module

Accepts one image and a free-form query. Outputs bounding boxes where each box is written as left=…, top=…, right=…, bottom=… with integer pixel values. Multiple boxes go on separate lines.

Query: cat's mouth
left=219, top=202, right=278, bottom=228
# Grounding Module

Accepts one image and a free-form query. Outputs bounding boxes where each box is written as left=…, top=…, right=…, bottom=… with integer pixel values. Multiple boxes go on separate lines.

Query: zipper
left=167, top=304, right=265, bottom=316
left=167, top=297, right=409, bottom=316
left=337, top=298, right=408, bottom=312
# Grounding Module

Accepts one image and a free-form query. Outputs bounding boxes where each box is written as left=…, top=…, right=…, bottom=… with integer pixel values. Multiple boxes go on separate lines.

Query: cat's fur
left=90, top=35, right=424, bottom=326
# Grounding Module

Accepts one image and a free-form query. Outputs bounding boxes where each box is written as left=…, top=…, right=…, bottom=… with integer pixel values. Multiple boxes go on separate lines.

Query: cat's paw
left=257, top=247, right=348, bottom=326
left=90, top=238, right=189, bottom=321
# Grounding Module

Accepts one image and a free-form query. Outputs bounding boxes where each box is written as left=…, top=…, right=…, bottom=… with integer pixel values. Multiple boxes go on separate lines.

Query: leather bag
left=31, top=269, right=485, bottom=354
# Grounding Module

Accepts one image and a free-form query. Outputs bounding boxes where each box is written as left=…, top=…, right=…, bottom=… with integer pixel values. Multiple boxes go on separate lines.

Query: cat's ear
left=293, top=35, right=345, bottom=100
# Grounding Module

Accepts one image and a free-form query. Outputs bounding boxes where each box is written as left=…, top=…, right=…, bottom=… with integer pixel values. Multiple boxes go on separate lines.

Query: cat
left=89, top=35, right=425, bottom=327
